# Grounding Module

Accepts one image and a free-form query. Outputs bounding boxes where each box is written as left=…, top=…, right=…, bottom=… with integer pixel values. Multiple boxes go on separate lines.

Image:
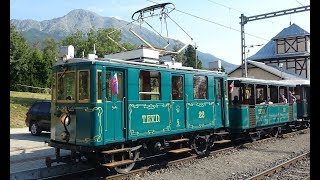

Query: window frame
left=139, top=70, right=161, bottom=100
left=171, top=75, right=184, bottom=100
left=97, top=70, right=102, bottom=103
left=57, top=70, right=76, bottom=103
left=77, top=69, right=90, bottom=103
left=52, top=72, right=57, bottom=102
left=193, top=75, right=208, bottom=100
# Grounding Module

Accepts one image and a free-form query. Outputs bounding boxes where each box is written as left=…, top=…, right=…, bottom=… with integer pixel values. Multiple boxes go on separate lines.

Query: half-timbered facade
left=248, top=23, right=310, bottom=79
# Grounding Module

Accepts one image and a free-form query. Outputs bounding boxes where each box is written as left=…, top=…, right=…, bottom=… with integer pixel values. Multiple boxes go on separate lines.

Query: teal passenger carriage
left=227, top=77, right=298, bottom=140
left=47, top=46, right=231, bottom=173
left=282, top=79, right=310, bottom=125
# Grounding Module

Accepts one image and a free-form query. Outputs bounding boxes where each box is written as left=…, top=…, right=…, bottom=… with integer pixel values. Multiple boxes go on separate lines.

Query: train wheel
left=249, top=131, right=260, bottom=142
left=270, top=128, right=279, bottom=138
left=114, top=150, right=140, bottom=174
left=191, top=135, right=208, bottom=155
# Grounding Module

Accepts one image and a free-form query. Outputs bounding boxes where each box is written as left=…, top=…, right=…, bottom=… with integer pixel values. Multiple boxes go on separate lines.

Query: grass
left=10, top=91, right=51, bottom=128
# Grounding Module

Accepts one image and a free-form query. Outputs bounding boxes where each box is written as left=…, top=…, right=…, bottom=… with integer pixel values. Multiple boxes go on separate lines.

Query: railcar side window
left=217, top=80, right=221, bottom=99
left=106, top=72, right=112, bottom=101
left=194, top=75, right=208, bottom=99
left=52, top=73, right=56, bottom=101
left=57, top=71, right=76, bottom=102
left=172, top=76, right=184, bottom=100
left=139, top=70, right=160, bottom=100
left=97, top=71, right=102, bottom=102
left=78, top=70, right=90, bottom=102
left=117, top=72, right=123, bottom=101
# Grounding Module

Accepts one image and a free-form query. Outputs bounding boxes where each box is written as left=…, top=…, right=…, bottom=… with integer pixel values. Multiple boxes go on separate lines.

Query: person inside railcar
left=288, top=91, right=296, bottom=104
left=280, top=94, right=288, bottom=104
left=257, top=95, right=266, bottom=104
left=232, top=95, right=240, bottom=105
left=267, top=96, right=273, bottom=104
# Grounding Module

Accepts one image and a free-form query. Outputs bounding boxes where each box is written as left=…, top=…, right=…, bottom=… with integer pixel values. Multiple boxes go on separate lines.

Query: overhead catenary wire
left=205, top=0, right=288, bottom=27
left=145, top=0, right=269, bottom=41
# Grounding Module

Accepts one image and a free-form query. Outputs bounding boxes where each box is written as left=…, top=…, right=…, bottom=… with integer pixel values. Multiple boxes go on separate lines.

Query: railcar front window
left=194, top=75, right=208, bottom=99
left=139, top=70, right=160, bottom=100
left=57, top=71, right=76, bottom=102
left=78, top=70, right=90, bottom=102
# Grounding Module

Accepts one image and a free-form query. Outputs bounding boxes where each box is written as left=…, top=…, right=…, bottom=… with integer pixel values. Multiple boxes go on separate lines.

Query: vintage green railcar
left=227, top=77, right=298, bottom=140
left=47, top=47, right=230, bottom=173
left=282, top=79, right=310, bottom=124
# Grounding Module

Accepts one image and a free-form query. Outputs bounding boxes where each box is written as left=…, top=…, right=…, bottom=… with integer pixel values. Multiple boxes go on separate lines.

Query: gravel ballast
left=133, top=130, right=310, bottom=180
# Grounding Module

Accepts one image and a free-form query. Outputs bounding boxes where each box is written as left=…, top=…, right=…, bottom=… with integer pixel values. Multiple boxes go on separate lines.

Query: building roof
left=228, top=60, right=307, bottom=80
left=248, top=23, right=310, bottom=61
left=272, top=23, right=310, bottom=40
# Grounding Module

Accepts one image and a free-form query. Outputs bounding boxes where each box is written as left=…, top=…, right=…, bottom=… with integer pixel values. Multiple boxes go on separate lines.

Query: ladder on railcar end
left=167, top=138, right=192, bottom=154
left=100, top=144, right=141, bottom=173
left=212, top=131, right=231, bottom=146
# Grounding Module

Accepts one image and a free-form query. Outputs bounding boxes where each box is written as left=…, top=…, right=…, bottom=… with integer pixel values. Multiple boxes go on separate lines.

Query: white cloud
left=111, top=16, right=123, bottom=20
left=87, top=6, right=104, bottom=13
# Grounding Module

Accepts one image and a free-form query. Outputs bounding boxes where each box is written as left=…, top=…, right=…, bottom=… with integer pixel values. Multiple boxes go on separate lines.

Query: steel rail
left=246, top=152, right=310, bottom=180
left=106, top=128, right=309, bottom=179
left=10, top=128, right=309, bottom=180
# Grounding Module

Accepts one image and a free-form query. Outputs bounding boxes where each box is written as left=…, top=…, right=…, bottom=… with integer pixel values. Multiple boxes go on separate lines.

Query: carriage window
left=139, top=70, right=160, bottom=100
left=78, top=70, right=90, bottom=102
left=57, top=71, right=76, bottom=102
left=117, top=72, right=123, bottom=101
left=172, top=76, right=183, bottom=100
left=256, top=88, right=265, bottom=103
left=217, top=80, right=221, bottom=98
left=194, top=75, right=208, bottom=99
left=97, top=71, right=102, bottom=102
left=52, top=73, right=56, bottom=101
left=106, top=72, right=112, bottom=101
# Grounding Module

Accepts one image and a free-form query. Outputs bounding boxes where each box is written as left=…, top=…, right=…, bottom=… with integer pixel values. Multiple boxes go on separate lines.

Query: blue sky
left=10, top=0, right=310, bottom=65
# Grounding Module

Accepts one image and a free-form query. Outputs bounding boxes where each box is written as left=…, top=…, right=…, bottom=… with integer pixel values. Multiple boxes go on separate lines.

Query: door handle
left=112, top=106, right=118, bottom=110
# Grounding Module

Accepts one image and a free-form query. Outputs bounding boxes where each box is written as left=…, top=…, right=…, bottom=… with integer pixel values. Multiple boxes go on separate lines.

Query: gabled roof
left=248, top=23, right=310, bottom=61
left=228, top=60, right=307, bottom=80
left=272, top=23, right=309, bottom=40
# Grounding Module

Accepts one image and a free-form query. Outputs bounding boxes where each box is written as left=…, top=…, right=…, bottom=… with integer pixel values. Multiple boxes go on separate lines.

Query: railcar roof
left=228, top=77, right=296, bottom=87
left=54, top=57, right=226, bottom=76
left=280, top=79, right=310, bottom=86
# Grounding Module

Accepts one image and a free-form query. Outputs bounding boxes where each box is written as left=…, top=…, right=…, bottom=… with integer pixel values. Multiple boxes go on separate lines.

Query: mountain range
left=10, top=9, right=237, bottom=72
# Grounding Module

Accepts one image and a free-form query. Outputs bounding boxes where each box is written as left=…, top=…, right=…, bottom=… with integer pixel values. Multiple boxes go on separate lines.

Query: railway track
left=105, top=128, right=310, bottom=180
left=10, top=128, right=309, bottom=180
left=247, top=152, right=310, bottom=180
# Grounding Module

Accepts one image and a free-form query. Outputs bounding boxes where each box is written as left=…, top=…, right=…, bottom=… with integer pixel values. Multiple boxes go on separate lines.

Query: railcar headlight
left=60, top=113, right=71, bottom=126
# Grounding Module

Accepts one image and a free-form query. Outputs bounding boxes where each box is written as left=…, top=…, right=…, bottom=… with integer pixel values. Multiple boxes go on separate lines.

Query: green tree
left=183, top=45, right=202, bottom=69
left=221, top=65, right=225, bottom=72
left=61, top=31, right=86, bottom=57
left=61, top=28, right=135, bottom=58
left=10, top=24, right=30, bottom=91
left=26, top=47, right=46, bottom=92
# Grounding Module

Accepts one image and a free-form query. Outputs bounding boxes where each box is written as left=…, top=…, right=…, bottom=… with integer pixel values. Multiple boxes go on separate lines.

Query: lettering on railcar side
left=142, top=114, right=161, bottom=123
left=258, top=109, right=265, bottom=114
left=198, top=111, right=205, bottom=118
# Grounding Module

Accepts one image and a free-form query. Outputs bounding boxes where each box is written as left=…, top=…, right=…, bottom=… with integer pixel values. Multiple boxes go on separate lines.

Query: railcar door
left=105, top=70, right=126, bottom=142
left=214, top=77, right=223, bottom=127
left=171, top=74, right=186, bottom=130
